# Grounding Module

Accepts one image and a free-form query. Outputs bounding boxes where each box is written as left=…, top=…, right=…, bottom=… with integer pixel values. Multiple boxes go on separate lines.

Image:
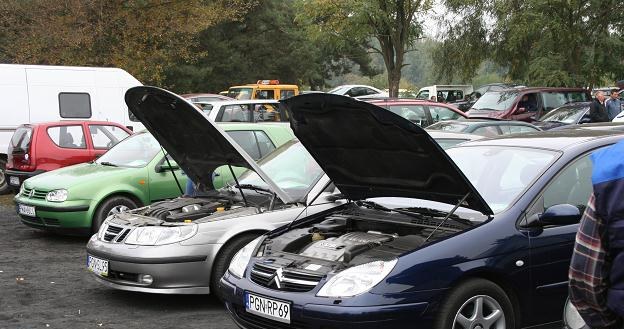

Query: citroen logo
left=270, top=267, right=285, bottom=289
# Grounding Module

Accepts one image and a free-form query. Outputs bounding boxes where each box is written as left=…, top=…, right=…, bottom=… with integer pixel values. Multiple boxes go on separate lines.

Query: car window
left=255, top=90, right=274, bottom=100
left=59, top=93, right=91, bottom=118
left=10, top=127, right=32, bottom=150
left=540, top=106, right=589, bottom=124
left=227, top=130, right=261, bottom=160
left=96, top=132, right=161, bottom=168
left=255, top=131, right=276, bottom=158
left=429, top=106, right=462, bottom=123
left=541, top=92, right=591, bottom=112
left=252, top=104, right=282, bottom=122
left=89, top=125, right=130, bottom=149
left=507, top=125, right=539, bottom=134
left=280, top=90, right=295, bottom=99
left=427, top=122, right=469, bottom=132
left=220, top=104, right=250, bottom=122
left=47, top=125, right=86, bottom=149
left=436, top=139, right=470, bottom=149
left=471, top=91, right=518, bottom=111
left=387, top=105, right=428, bottom=126
left=228, top=88, right=253, bottom=100
left=347, top=87, right=367, bottom=97
left=472, top=126, right=501, bottom=137
left=416, top=90, right=429, bottom=99
left=542, top=154, right=593, bottom=214
left=365, top=88, right=379, bottom=95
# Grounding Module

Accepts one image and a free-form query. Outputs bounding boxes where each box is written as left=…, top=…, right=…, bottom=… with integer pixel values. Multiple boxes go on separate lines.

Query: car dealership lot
left=0, top=194, right=235, bottom=329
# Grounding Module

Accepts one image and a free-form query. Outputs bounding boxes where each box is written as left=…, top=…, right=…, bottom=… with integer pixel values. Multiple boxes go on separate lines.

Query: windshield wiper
left=357, top=201, right=473, bottom=227
left=235, top=184, right=274, bottom=195
left=99, top=161, right=118, bottom=167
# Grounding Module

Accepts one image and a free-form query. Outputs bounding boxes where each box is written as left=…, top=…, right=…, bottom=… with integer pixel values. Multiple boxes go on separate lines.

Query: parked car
left=416, top=84, right=473, bottom=102
left=86, top=86, right=340, bottom=296
left=532, top=102, right=592, bottom=130
left=228, top=80, right=299, bottom=100
left=13, top=123, right=294, bottom=236
left=368, top=99, right=467, bottom=127
left=427, top=119, right=542, bottom=137
left=182, top=93, right=233, bottom=102
left=219, top=93, right=624, bottom=329
left=427, top=131, right=484, bottom=149
left=328, top=85, right=388, bottom=99
left=5, top=121, right=132, bottom=190
left=453, top=83, right=525, bottom=111
left=201, top=99, right=288, bottom=123
left=467, top=87, right=592, bottom=122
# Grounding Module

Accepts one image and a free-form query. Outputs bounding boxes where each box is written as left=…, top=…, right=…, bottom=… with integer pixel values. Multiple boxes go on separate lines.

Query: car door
left=147, top=153, right=186, bottom=202
left=87, top=124, right=131, bottom=158
left=44, top=124, right=92, bottom=169
left=511, top=93, right=542, bottom=122
left=522, top=151, right=597, bottom=321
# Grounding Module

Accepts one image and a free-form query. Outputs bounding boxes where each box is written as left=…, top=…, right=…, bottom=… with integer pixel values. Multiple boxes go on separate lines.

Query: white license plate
left=87, top=255, right=109, bottom=277
left=9, top=176, right=19, bottom=186
left=18, top=204, right=35, bottom=217
left=245, top=292, right=291, bottom=324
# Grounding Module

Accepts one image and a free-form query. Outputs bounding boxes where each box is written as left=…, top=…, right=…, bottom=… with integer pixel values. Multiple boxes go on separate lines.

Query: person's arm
left=569, top=194, right=621, bottom=328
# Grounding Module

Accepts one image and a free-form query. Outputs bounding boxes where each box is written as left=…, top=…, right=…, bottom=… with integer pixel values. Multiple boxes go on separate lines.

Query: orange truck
left=227, top=80, right=299, bottom=100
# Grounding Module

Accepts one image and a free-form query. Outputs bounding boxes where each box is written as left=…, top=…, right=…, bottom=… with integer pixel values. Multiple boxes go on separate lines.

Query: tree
left=298, top=0, right=431, bottom=97
left=434, top=0, right=624, bottom=87
left=0, top=0, right=256, bottom=85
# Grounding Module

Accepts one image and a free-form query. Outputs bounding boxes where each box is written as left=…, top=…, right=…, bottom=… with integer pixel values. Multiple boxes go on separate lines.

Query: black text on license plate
left=245, top=292, right=290, bottom=324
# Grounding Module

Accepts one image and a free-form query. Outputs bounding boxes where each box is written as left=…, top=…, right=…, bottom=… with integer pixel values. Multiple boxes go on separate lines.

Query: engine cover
left=300, top=232, right=394, bottom=262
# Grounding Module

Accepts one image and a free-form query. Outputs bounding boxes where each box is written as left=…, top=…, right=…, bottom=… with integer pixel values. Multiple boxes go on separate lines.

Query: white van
left=416, top=85, right=473, bottom=102
left=0, top=64, right=143, bottom=192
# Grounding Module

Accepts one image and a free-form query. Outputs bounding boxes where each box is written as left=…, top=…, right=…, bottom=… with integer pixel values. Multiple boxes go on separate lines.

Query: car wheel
left=0, top=158, right=8, bottom=194
left=435, top=278, right=515, bottom=329
left=211, top=233, right=261, bottom=300
left=92, top=196, right=138, bottom=233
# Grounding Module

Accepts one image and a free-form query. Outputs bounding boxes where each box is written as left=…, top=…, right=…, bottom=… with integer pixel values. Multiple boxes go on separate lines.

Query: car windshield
left=446, top=146, right=558, bottom=213
left=540, top=106, right=588, bottom=124
left=236, top=141, right=324, bottom=201
left=471, top=91, right=518, bottom=111
left=427, top=122, right=469, bottom=132
left=96, top=132, right=162, bottom=168
left=435, top=138, right=470, bottom=149
left=228, top=88, right=253, bottom=100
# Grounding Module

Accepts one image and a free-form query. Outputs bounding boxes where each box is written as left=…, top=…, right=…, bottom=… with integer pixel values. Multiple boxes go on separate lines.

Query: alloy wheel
left=452, top=295, right=506, bottom=329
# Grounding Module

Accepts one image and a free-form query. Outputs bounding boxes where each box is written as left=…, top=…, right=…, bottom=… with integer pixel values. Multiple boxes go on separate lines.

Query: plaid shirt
left=569, top=193, right=622, bottom=328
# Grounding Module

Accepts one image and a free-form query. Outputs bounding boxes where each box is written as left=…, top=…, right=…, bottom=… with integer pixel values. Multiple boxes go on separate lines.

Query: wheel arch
left=89, top=190, right=145, bottom=222
left=209, top=229, right=268, bottom=282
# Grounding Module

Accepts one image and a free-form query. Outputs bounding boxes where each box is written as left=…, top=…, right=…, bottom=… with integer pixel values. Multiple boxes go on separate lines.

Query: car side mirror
left=156, top=162, right=180, bottom=173
left=526, top=204, right=581, bottom=227
left=579, top=117, right=591, bottom=124
left=515, top=107, right=527, bottom=114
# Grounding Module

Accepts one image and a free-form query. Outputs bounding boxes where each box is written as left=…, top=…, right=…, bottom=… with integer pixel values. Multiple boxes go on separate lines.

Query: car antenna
left=425, top=192, right=470, bottom=242
left=161, top=147, right=183, bottom=195
left=228, top=164, right=248, bottom=207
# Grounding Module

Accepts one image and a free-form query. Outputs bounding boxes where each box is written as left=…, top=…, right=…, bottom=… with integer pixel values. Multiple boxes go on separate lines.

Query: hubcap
left=453, top=295, right=505, bottom=329
left=107, top=205, right=130, bottom=217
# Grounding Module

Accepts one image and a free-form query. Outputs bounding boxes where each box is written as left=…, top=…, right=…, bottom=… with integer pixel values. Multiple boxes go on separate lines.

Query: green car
left=14, top=123, right=294, bottom=235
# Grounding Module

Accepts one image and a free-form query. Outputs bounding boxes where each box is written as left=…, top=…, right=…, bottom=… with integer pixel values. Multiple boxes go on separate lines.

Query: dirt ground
left=0, top=194, right=237, bottom=329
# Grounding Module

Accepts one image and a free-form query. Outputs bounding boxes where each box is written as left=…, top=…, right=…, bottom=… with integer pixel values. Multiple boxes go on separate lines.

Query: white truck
left=416, top=85, right=474, bottom=102
left=0, top=64, right=143, bottom=193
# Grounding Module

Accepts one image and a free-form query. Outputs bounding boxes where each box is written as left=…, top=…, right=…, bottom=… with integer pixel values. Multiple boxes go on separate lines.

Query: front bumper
left=5, top=169, right=45, bottom=188
left=86, top=236, right=222, bottom=294
left=14, top=196, right=91, bottom=235
left=219, top=271, right=433, bottom=329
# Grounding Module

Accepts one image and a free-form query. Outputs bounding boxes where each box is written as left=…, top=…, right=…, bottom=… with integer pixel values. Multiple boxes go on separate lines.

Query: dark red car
left=466, top=87, right=592, bottom=122
left=367, top=99, right=467, bottom=127
left=5, top=121, right=132, bottom=189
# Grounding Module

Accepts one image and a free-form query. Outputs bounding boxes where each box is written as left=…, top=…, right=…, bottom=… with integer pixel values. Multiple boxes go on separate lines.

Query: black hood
left=280, top=94, right=493, bottom=215
left=125, top=86, right=292, bottom=203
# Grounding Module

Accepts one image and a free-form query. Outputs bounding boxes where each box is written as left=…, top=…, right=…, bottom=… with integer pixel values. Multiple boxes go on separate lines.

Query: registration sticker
left=245, top=292, right=291, bottom=324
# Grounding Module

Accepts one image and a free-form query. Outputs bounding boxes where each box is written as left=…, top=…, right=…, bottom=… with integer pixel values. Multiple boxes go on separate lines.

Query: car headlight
left=228, top=237, right=263, bottom=278
left=46, top=189, right=68, bottom=202
left=317, top=259, right=398, bottom=298
left=564, top=298, right=587, bottom=329
left=124, top=224, right=198, bottom=246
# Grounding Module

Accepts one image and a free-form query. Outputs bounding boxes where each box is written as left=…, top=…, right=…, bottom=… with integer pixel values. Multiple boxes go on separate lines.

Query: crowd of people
left=590, top=80, right=624, bottom=123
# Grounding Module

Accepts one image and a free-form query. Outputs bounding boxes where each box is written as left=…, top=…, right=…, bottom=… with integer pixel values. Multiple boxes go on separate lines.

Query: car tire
left=0, top=158, right=9, bottom=195
left=92, top=196, right=139, bottom=233
left=211, top=233, right=261, bottom=300
left=434, top=278, right=516, bottom=329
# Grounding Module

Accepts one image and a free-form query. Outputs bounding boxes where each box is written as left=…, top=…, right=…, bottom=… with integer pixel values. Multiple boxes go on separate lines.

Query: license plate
left=245, top=292, right=291, bottom=324
left=18, top=204, right=35, bottom=217
left=87, top=255, right=109, bottom=277
left=9, top=176, right=19, bottom=186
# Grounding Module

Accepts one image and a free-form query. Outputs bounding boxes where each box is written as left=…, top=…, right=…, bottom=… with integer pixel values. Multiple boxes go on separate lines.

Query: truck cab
left=227, top=80, right=299, bottom=100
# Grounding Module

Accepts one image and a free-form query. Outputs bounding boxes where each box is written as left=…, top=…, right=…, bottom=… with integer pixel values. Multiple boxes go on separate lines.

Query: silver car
left=85, top=87, right=340, bottom=295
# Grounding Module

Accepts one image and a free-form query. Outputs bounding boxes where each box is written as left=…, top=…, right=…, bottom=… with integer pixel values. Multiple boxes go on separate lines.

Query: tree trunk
left=388, top=68, right=401, bottom=98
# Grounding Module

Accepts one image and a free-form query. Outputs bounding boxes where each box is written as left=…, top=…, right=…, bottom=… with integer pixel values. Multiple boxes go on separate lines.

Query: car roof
left=181, top=93, right=231, bottom=99
left=494, top=87, right=590, bottom=93
left=24, top=120, right=127, bottom=127
left=435, top=119, right=538, bottom=127
left=368, top=98, right=460, bottom=108
left=209, top=99, right=279, bottom=106
left=457, top=128, right=624, bottom=151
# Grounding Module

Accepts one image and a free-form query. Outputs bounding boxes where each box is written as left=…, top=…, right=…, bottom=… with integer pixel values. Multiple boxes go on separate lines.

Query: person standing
left=569, top=140, right=624, bottom=328
left=606, top=89, right=622, bottom=121
left=590, top=91, right=610, bottom=122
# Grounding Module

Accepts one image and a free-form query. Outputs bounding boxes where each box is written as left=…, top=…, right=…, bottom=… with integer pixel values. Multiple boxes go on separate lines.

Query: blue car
left=219, top=94, right=624, bottom=329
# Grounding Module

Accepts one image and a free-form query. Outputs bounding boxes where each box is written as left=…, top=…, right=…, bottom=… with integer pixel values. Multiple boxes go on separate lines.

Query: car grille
left=21, top=187, right=47, bottom=200
left=102, top=224, right=131, bottom=243
left=250, top=262, right=323, bottom=292
left=232, top=305, right=306, bottom=329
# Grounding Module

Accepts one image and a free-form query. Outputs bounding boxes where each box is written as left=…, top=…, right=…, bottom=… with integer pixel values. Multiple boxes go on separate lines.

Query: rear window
left=47, top=125, right=86, bottom=149
left=541, top=91, right=590, bottom=112
left=10, top=127, right=32, bottom=151
left=228, top=88, right=253, bottom=100
left=59, top=93, right=92, bottom=118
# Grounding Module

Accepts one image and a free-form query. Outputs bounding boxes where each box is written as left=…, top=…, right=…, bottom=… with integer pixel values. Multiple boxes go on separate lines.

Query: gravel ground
left=0, top=194, right=237, bottom=329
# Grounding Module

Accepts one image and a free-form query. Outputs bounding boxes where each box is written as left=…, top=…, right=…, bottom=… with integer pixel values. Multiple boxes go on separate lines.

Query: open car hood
left=125, top=86, right=294, bottom=204
left=280, top=94, right=493, bottom=215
